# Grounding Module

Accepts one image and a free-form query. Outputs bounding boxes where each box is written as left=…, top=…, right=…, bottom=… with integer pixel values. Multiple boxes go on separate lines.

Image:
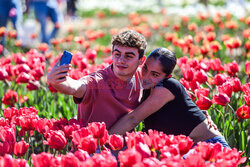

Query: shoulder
left=156, top=78, right=183, bottom=97
left=80, top=65, right=111, bottom=83
left=157, top=77, right=182, bottom=89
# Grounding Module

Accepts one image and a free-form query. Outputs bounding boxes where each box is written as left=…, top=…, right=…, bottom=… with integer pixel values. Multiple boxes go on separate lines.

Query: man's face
left=112, top=45, right=143, bottom=81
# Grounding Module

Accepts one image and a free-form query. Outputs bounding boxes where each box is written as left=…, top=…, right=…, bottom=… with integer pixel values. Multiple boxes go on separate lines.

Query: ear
left=139, top=55, right=146, bottom=65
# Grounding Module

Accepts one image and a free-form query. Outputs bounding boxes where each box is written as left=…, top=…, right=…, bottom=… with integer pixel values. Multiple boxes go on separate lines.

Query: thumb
left=55, top=54, right=63, bottom=66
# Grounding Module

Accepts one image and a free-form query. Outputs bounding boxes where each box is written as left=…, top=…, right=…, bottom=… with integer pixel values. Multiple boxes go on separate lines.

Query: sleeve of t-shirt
left=73, top=74, right=99, bottom=104
left=155, top=78, right=181, bottom=98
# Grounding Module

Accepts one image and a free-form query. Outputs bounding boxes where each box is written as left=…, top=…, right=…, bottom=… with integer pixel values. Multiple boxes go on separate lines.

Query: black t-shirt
left=142, top=77, right=206, bottom=136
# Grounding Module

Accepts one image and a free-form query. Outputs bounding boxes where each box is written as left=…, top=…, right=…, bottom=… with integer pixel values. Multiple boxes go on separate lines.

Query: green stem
left=205, top=81, right=213, bottom=92
left=29, top=131, right=34, bottom=154
left=211, top=106, right=226, bottom=135
left=98, top=139, right=102, bottom=153
left=25, top=131, right=30, bottom=161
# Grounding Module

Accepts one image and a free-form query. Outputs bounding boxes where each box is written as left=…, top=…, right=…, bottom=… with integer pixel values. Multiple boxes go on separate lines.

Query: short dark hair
left=148, top=48, right=177, bottom=77
left=111, top=30, right=147, bottom=59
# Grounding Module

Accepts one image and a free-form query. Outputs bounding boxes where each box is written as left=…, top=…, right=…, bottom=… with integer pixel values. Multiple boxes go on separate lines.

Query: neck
left=111, top=65, right=133, bottom=82
left=115, top=74, right=133, bottom=82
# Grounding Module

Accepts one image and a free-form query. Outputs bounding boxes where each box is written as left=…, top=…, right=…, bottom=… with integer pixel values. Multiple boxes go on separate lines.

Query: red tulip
left=212, top=73, right=227, bottom=86
left=0, top=141, right=14, bottom=155
left=30, top=67, right=44, bottom=80
left=27, top=81, right=40, bottom=91
left=16, top=64, right=31, bottom=74
left=31, top=152, right=53, bottom=167
left=0, top=118, right=9, bottom=127
left=193, top=142, right=222, bottom=161
left=2, top=89, right=18, bottom=107
left=0, top=68, right=8, bottom=80
left=19, top=114, right=38, bottom=131
left=74, top=150, right=90, bottom=162
left=210, top=41, right=221, bottom=53
left=218, top=81, right=233, bottom=98
left=99, top=129, right=108, bottom=146
left=225, top=61, right=239, bottom=76
left=16, top=72, right=31, bottom=83
left=212, top=93, right=230, bottom=106
left=229, top=78, right=242, bottom=92
left=118, top=148, right=142, bottom=167
left=180, top=78, right=189, bottom=90
left=88, top=122, right=106, bottom=139
left=0, top=125, right=16, bottom=143
left=84, top=150, right=117, bottom=167
left=35, top=118, right=49, bottom=134
left=72, top=128, right=92, bottom=146
left=63, top=125, right=75, bottom=140
left=195, top=88, right=210, bottom=99
left=126, top=131, right=151, bottom=149
left=13, top=53, right=27, bottom=64
left=4, top=107, right=18, bottom=120
left=78, top=135, right=97, bottom=154
left=135, top=142, right=151, bottom=159
left=61, top=153, right=80, bottom=167
left=210, top=58, right=224, bottom=71
left=108, top=134, right=124, bottom=150
left=1, top=154, right=28, bottom=167
left=236, top=105, right=250, bottom=120
left=44, top=130, right=67, bottom=150
left=14, top=140, right=29, bottom=157
left=243, top=95, right=250, bottom=107
left=196, top=95, right=212, bottom=110
left=242, top=83, right=250, bottom=95
left=206, top=32, right=216, bottom=42
left=188, top=80, right=200, bottom=92
left=175, top=135, right=194, bottom=156
left=194, top=70, right=208, bottom=84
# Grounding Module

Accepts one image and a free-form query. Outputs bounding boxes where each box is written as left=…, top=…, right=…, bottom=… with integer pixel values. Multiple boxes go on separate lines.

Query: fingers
left=55, top=76, right=67, bottom=84
left=53, top=64, right=71, bottom=74
left=54, top=66, right=71, bottom=75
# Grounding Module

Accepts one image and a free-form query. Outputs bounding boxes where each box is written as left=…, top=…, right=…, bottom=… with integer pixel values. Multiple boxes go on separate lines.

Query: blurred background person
left=66, top=0, right=78, bottom=19
left=26, top=0, right=61, bottom=44
left=0, top=0, right=22, bottom=49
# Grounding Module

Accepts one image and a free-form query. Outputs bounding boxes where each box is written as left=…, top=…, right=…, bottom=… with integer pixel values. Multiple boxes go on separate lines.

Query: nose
left=117, top=55, right=126, bottom=64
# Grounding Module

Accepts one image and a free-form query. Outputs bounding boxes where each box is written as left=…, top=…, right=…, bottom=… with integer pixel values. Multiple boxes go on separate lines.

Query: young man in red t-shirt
left=47, top=30, right=147, bottom=128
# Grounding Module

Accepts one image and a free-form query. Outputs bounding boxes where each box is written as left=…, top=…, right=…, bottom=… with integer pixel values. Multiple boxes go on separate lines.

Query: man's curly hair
left=111, top=30, right=147, bottom=59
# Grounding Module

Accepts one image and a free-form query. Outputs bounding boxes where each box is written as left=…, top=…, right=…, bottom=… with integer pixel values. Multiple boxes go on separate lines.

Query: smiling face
left=141, top=57, right=167, bottom=89
left=112, top=45, right=144, bottom=81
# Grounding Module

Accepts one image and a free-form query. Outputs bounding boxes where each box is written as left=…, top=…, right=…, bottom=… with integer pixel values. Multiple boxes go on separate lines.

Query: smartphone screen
left=60, top=51, right=73, bottom=66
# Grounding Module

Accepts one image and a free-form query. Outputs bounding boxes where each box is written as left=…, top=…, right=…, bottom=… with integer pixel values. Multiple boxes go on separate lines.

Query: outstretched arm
left=47, top=57, right=86, bottom=98
left=109, top=87, right=175, bottom=135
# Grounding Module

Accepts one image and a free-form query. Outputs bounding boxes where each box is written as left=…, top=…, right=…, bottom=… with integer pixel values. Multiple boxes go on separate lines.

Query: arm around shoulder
left=109, top=87, right=175, bottom=135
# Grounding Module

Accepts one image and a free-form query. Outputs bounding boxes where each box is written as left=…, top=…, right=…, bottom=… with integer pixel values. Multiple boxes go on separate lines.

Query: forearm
left=109, top=113, right=140, bottom=135
left=50, top=77, right=86, bottom=98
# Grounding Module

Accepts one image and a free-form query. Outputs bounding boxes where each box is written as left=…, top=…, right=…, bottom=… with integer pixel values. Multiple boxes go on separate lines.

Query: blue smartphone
left=60, top=51, right=73, bottom=66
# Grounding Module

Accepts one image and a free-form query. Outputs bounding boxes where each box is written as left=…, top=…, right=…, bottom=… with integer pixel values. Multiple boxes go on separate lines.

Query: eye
left=152, top=73, right=159, bottom=77
left=126, top=55, right=134, bottom=59
left=114, top=53, right=120, bottom=57
left=142, top=65, right=147, bottom=71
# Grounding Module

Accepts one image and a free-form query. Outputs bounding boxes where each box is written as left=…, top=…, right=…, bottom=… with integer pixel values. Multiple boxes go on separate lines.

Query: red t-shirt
left=73, top=65, right=142, bottom=128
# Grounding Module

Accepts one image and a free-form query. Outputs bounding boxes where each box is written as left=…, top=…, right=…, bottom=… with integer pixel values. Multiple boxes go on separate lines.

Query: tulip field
left=0, top=3, right=250, bottom=166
